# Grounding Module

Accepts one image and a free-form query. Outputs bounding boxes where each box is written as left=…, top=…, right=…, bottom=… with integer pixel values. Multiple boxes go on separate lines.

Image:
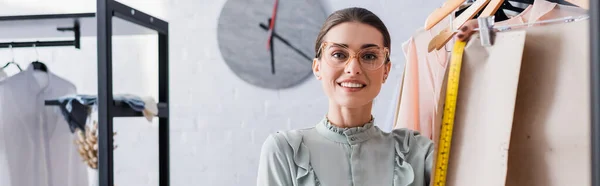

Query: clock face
left=217, top=0, right=327, bottom=89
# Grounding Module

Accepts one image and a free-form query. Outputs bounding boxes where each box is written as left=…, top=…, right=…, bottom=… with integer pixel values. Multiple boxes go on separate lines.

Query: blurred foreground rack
left=591, top=0, right=600, bottom=185
left=0, top=1, right=171, bottom=186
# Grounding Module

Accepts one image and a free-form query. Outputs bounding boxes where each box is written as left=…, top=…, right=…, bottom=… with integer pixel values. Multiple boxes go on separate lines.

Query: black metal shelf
left=0, top=1, right=170, bottom=186
left=0, top=5, right=165, bottom=40
left=44, top=100, right=170, bottom=118
left=113, top=102, right=169, bottom=118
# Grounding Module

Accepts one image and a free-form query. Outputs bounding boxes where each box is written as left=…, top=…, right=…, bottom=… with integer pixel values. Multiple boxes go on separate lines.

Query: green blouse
left=257, top=117, right=434, bottom=186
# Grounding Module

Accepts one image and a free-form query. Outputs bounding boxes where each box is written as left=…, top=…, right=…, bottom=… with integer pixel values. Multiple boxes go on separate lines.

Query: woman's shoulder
left=388, top=128, right=434, bottom=155
left=260, top=127, right=315, bottom=156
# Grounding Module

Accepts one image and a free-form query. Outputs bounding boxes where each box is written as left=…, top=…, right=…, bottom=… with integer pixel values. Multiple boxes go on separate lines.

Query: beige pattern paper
left=444, top=30, right=527, bottom=186
left=506, top=19, right=590, bottom=186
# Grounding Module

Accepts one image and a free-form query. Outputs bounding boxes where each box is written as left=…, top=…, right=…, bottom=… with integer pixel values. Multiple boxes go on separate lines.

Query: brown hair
left=314, top=7, right=391, bottom=62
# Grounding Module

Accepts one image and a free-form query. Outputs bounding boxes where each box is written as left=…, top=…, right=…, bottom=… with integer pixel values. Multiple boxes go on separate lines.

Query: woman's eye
left=362, top=54, right=377, bottom=60
left=332, top=52, right=347, bottom=59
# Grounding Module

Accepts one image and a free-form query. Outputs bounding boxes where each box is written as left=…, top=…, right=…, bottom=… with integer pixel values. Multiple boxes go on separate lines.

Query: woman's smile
left=336, top=79, right=367, bottom=92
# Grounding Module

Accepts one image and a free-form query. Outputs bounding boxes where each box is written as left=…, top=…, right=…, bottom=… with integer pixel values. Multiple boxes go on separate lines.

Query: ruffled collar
left=315, top=116, right=379, bottom=144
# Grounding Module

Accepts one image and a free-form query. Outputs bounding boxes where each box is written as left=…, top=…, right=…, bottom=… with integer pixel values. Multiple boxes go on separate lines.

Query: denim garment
left=56, top=94, right=146, bottom=133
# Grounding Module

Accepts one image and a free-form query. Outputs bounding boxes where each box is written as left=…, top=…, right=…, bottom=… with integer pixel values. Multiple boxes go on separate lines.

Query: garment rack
left=0, top=1, right=170, bottom=186
left=507, top=0, right=576, bottom=5
left=0, top=18, right=80, bottom=49
left=591, top=0, right=600, bottom=184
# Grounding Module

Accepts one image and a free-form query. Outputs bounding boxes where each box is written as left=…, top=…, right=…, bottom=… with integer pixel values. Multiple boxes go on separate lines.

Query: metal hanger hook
left=9, top=44, right=14, bottom=62
left=33, top=43, right=39, bottom=61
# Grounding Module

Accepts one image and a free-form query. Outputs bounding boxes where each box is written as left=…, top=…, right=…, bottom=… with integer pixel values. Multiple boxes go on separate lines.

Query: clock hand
left=259, top=22, right=312, bottom=62
left=270, top=39, right=275, bottom=74
left=269, top=18, right=276, bottom=74
left=267, top=0, right=279, bottom=74
left=267, top=0, right=279, bottom=50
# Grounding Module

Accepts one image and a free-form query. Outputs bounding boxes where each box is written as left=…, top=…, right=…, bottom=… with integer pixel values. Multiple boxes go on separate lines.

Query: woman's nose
left=344, top=58, right=363, bottom=75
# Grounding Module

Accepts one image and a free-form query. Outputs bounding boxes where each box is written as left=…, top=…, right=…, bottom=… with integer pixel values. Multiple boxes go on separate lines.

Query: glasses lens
left=323, top=45, right=351, bottom=66
left=358, top=48, right=386, bottom=69
left=321, top=44, right=387, bottom=70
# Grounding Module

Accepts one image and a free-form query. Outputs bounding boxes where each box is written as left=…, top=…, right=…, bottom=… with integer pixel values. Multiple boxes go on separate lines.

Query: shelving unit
left=0, top=1, right=170, bottom=186
left=45, top=100, right=170, bottom=117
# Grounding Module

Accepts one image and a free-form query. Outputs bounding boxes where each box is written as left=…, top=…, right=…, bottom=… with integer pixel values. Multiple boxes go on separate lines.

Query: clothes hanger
left=428, top=0, right=533, bottom=52
left=1, top=45, right=22, bottom=71
left=458, top=0, right=530, bottom=23
left=425, top=0, right=467, bottom=30
left=565, top=0, right=588, bottom=9
left=2, top=62, right=23, bottom=71
left=458, top=0, right=531, bottom=22
left=490, top=3, right=511, bottom=22
left=31, top=44, right=48, bottom=72
left=483, top=0, right=523, bottom=22
left=499, top=0, right=527, bottom=14
left=492, top=14, right=589, bottom=32
left=427, top=0, right=495, bottom=52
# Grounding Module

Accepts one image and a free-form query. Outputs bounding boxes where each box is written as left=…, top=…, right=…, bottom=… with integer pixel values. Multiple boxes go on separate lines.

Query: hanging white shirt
left=0, top=64, right=88, bottom=186
left=0, top=68, right=7, bottom=81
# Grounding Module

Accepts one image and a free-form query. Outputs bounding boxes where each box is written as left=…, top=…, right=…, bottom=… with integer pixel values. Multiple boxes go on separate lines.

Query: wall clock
left=217, top=0, right=327, bottom=89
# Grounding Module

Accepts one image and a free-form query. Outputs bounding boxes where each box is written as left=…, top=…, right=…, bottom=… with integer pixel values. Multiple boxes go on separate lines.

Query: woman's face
left=313, top=21, right=391, bottom=108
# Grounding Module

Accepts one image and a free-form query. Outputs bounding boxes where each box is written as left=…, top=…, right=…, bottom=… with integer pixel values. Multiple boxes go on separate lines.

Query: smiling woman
left=257, top=7, right=434, bottom=186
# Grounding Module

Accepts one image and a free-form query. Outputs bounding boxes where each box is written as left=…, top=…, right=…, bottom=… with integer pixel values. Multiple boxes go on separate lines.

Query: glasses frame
left=316, top=41, right=390, bottom=70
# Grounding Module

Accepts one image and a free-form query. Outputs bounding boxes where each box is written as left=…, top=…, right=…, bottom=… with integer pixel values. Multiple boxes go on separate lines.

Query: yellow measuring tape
left=433, top=40, right=467, bottom=186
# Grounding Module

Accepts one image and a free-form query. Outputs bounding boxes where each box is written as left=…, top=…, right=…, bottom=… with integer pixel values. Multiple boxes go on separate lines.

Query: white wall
left=0, top=0, right=444, bottom=185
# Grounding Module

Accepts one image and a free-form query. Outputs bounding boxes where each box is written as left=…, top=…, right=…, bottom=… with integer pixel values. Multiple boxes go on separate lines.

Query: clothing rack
left=591, top=0, right=600, bottom=184
left=0, top=1, right=170, bottom=186
left=508, top=0, right=576, bottom=6
left=0, top=17, right=81, bottom=49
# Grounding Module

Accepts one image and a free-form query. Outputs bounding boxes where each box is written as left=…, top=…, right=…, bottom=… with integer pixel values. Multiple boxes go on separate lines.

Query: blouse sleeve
left=424, top=140, right=434, bottom=186
left=256, top=134, right=294, bottom=186
left=392, top=128, right=435, bottom=186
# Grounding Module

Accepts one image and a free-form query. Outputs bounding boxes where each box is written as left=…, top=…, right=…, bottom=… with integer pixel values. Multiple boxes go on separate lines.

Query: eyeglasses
left=316, top=42, right=390, bottom=70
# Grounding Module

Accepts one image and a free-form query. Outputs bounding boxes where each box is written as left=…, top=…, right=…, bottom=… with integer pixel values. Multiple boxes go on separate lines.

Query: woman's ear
left=383, top=61, right=391, bottom=83
left=313, top=58, right=322, bottom=80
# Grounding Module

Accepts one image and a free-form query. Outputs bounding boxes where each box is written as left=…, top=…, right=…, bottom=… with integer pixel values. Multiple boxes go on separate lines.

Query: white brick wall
left=0, top=0, right=443, bottom=185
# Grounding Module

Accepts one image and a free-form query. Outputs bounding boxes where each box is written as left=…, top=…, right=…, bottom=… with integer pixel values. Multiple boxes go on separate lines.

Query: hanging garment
left=393, top=0, right=588, bottom=140
left=504, top=16, right=590, bottom=186
left=442, top=30, right=527, bottom=186
left=0, top=98, right=11, bottom=186
left=393, top=15, right=453, bottom=139
left=0, top=68, right=7, bottom=81
left=382, top=66, right=406, bottom=132
left=496, top=0, right=588, bottom=27
left=141, top=96, right=159, bottom=122
left=0, top=64, right=88, bottom=186
left=443, top=15, right=590, bottom=186
left=54, top=94, right=158, bottom=132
